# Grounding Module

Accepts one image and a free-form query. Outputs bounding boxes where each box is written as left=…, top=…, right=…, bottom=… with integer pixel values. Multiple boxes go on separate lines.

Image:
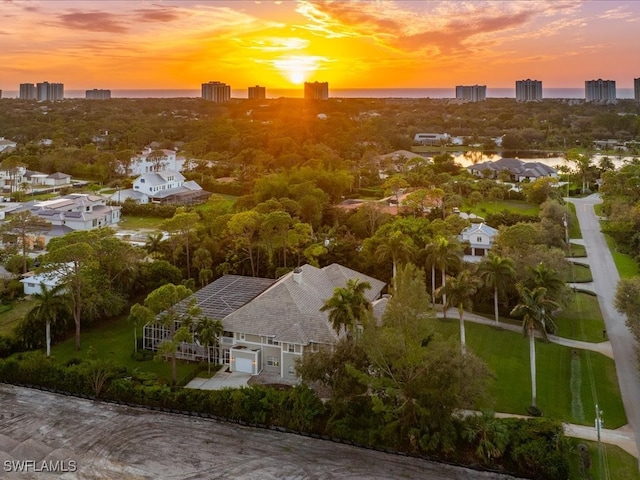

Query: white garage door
left=235, top=357, right=253, bottom=374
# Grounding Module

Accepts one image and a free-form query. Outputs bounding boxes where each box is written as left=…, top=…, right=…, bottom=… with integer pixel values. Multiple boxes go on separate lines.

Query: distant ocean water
left=1, top=87, right=635, bottom=99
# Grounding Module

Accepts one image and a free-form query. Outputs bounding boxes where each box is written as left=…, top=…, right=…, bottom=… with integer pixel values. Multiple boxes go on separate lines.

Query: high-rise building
left=36, top=82, right=64, bottom=101
left=201, top=81, right=230, bottom=102
left=455, top=85, right=486, bottom=102
left=516, top=79, right=543, bottom=102
left=248, top=85, right=266, bottom=99
left=634, top=78, right=640, bottom=103
left=85, top=89, right=111, bottom=100
left=585, top=79, right=616, bottom=103
left=304, top=81, right=329, bottom=100
left=19, top=83, right=37, bottom=100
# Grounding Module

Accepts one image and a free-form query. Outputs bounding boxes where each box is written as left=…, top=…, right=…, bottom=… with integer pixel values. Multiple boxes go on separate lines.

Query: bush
left=131, top=350, right=155, bottom=362
left=504, top=418, right=569, bottom=480
left=526, top=405, right=544, bottom=417
left=116, top=200, right=177, bottom=218
left=0, top=334, right=18, bottom=358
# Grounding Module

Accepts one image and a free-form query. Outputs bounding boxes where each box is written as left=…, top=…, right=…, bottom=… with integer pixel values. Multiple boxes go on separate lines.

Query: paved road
left=567, top=195, right=640, bottom=467
left=0, top=385, right=518, bottom=480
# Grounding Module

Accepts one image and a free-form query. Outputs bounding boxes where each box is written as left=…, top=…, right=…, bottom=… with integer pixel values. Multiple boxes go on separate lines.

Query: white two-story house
left=458, top=223, right=498, bottom=262
left=111, top=170, right=207, bottom=205
left=119, top=148, right=183, bottom=176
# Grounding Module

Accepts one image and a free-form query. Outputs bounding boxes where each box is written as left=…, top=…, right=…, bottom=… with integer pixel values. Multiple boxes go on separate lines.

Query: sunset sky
left=2, top=0, right=640, bottom=91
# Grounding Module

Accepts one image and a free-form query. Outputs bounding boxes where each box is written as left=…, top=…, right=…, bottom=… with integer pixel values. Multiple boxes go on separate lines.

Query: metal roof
left=175, top=275, right=277, bottom=320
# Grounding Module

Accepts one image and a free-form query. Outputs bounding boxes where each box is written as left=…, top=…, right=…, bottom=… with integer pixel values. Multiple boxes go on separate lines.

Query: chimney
left=293, top=267, right=303, bottom=284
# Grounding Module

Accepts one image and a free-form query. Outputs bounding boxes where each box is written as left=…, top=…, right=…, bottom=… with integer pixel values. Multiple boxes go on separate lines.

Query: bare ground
left=0, top=385, right=519, bottom=479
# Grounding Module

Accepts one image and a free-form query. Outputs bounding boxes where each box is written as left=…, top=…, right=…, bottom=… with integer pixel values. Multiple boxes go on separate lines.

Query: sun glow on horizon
left=272, top=55, right=327, bottom=85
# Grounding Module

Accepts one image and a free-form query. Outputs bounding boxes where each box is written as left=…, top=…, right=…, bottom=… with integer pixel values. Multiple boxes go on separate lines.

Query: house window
left=476, top=236, right=483, bottom=243
left=140, top=178, right=145, bottom=184
left=288, top=344, right=295, bottom=353
left=267, top=356, right=279, bottom=367
left=236, top=332, right=245, bottom=341
left=288, top=365, right=296, bottom=376
left=267, top=337, right=279, bottom=346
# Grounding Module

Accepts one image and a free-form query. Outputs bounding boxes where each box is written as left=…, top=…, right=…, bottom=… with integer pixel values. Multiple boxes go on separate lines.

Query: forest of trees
left=0, top=95, right=638, bottom=478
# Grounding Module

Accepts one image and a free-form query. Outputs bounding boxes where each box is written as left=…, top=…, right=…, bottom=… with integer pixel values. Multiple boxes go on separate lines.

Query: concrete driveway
left=567, top=195, right=640, bottom=466
left=185, top=369, right=250, bottom=390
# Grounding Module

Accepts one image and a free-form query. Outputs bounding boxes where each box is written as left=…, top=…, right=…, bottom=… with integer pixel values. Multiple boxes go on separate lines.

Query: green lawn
left=568, top=243, right=587, bottom=258
left=567, top=439, right=640, bottom=480
left=436, top=319, right=627, bottom=428
left=566, top=203, right=583, bottom=239
left=604, top=235, right=639, bottom=279
left=0, top=299, right=37, bottom=335
left=118, top=216, right=165, bottom=230
left=555, top=292, right=605, bottom=343
left=565, top=263, right=593, bottom=283
left=51, top=314, right=198, bottom=385
left=465, top=199, right=540, bottom=217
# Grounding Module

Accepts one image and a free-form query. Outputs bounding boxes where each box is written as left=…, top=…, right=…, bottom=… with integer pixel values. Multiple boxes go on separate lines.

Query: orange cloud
left=55, top=11, right=129, bottom=33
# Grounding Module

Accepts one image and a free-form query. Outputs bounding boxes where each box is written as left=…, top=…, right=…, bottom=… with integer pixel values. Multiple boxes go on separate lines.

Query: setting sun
left=273, top=55, right=324, bottom=85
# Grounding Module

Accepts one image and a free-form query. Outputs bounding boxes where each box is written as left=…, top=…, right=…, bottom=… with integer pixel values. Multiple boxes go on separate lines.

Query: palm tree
left=524, top=262, right=565, bottom=306
left=436, top=270, right=481, bottom=354
left=510, top=286, right=559, bottom=408
left=26, top=283, right=70, bottom=357
left=196, top=317, right=224, bottom=374
left=375, top=230, right=415, bottom=279
left=320, top=278, right=372, bottom=336
left=425, top=236, right=462, bottom=307
left=478, top=253, right=516, bottom=325
left=145, top=232, right=164, bottom=258
left=462, top=411, right=509, bottom=465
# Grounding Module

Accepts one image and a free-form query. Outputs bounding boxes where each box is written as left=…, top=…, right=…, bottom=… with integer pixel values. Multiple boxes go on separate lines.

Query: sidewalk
left=436, top=308, right=613, bottom=358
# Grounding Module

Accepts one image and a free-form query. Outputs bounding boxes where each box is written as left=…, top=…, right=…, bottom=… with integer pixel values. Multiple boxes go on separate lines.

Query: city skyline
left=2, top=1, right=640, bottom=90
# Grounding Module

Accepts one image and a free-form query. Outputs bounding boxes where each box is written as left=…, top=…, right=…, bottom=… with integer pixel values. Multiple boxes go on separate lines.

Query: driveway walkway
left=437, top=309, right=613, bottom=358
left=567, top=194, right=640, bottom=467
left=185, top=369, right=250, bottom=390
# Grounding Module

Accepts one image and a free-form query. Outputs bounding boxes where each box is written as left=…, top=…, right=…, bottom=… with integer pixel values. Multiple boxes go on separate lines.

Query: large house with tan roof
left=142, top=264, right=386, bottom=380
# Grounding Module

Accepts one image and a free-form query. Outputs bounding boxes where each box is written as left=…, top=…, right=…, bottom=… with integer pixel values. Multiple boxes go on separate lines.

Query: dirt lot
left=0, top=385, right=518, bottom=479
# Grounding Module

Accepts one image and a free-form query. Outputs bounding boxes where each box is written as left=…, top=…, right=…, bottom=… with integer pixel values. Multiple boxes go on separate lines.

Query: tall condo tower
left=86, top=89, right=111, bottom=100
left=248, top=85, right=266, bottom=99
left=304, top=81, right=329, bottom=100
left=635, top=78, right=640, bottom=103
left=585, top=79, right=616, bottom=103
left=19, top=83, right=37, bottom=100
left=201, top=81, right=230, bottom=102
left=516, top=79, right=543, bottom=102
left=455, top=85, right=486, bottom=102
left=36, top=82, right=64, bottom=101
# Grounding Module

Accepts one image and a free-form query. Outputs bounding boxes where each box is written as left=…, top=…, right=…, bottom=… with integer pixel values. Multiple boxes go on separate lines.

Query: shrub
left=504, top=418, right=569, bottom=480
left=0, top=334, right=18, bottom=358
left=117, top=200, right=177, bottom=218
